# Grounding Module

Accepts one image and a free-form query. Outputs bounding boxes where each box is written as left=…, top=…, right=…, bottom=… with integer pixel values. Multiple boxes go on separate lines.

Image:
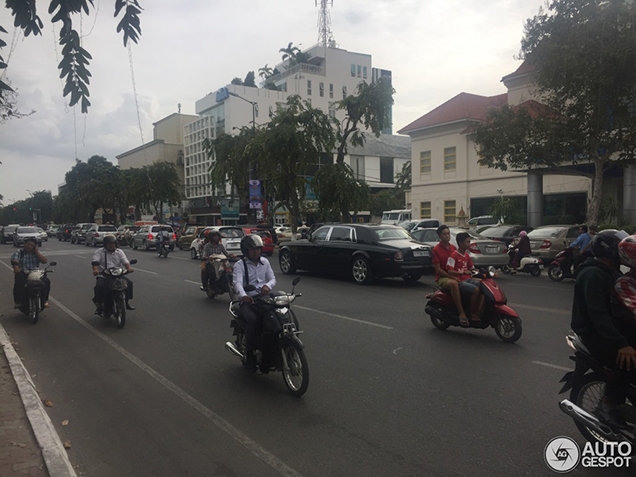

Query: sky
left=0, top=0, right=547, bottom=205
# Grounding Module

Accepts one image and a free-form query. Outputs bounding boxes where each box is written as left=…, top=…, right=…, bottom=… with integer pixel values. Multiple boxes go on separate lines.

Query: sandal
left=459, top=316, right=470, bottom=326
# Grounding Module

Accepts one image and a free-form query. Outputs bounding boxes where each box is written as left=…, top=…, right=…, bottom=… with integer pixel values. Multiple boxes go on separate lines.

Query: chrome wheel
left=281, top=345, right=309, bottom=397
left=494, top=316, right=522, bottom=343
left=351, top=257, right=373, bottom=285
left=279, top=250, right=296, bottom=274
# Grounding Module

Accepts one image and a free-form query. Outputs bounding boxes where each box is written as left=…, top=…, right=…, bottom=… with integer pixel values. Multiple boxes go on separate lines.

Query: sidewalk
left=0, top=343, right=49, bottom=476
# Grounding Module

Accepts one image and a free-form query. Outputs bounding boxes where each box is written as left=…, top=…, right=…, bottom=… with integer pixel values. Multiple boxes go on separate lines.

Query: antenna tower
left=317, top=0, right=334, bottom=47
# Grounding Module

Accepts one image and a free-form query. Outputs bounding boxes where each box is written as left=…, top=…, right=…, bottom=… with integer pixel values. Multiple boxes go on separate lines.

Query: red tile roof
left=398, top=92, right=508, bottom=134
left=501, top=60, right=536, bottom=83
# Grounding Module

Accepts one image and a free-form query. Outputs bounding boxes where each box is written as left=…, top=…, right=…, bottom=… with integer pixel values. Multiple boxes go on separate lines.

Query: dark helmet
left=240, top=234, right=264, bottom=255
left=103, top=234, right=117, bottom=246
left=591, top=229, right=629, bottom=260
left=24, top=237, right=38, bottom=245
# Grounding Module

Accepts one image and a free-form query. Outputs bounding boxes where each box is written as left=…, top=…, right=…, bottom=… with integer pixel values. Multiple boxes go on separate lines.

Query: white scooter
left=501, top=244, right=543, bottom=277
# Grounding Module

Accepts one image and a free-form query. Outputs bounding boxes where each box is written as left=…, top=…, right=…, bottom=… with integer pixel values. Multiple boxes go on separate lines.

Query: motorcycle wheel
left=501, top=265, right=511, bottom=274
left=30, top=296, right=40, bottom=324
left=133, top=241, right=138, bottom=250
left=402, top=273, right=422, bottom=282
left=115, top=296, right=126, bottom=329
left=430, top=314, right=450, bottom=330
left=281, top=342, right=309, bottom=397
left=228, top=279, right=237, bottom=302
left=279, top=250, right=297, bottom=274
left=548, top=265, right=564, bottom=282
left=530, top=266, right=541, bottom=277
left=190, top=248, right=198, bottom=260
left=144, top=240, right=150, bottom=251
left=569, top=372, right=613, bottom=444
left=494, top=315, right=522, bottom=343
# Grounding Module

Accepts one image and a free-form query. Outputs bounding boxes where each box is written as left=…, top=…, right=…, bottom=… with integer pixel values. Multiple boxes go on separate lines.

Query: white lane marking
left=294, top=305, right=393, bottom=330
left=508, top=303, right=570, bottom=315
left=133, top=268, right=157, bottom=275
left=532, top=361, right=572, bottom=372
left=392, top=347, right=402, bottom=355
left=184, top=280, right=201, bottom=285
left=47, top=297, right=303, bottom=477
left=74, top=255, right=86, bottom=259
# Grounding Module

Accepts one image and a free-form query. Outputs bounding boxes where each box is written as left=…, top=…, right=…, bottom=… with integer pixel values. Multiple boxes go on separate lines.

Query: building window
left=444, top=200, right=456, bottom=222
left=351, top=64, right=356, bottom=77
left=420, top=151, right=431, bottom=174
left=307, top=80, right=312, bottom=96
left=350, top=155, right=365, bottom=181
left=444, top=147, right=456, bottom=171
left=363, top=66, right=367, bottom=79
left=420, top=202, right=431, bottom=219
left=329, top=83, right=333, bottom=98
left=357, top=65, right=361, bottom=77
left=380, top=157, right=393, bottom=183
left=319, top=82, right=324, bottom=97
left=268, top=105, right=274, bottom=118
left=328, top=102, right=336, bottom=118
left=342, top=86, right=347, bottom=99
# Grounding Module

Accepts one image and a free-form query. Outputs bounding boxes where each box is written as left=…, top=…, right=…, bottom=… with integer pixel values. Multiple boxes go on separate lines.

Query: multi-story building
left=399, top=62, right=636, bottom=227
left=117, top=112, right=197, bottom=221
left=183, top=44, right=410, bottom=224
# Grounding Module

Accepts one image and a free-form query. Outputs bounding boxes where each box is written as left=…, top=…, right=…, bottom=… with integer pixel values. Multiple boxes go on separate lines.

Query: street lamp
left=228, top=91, right=257, bottom=136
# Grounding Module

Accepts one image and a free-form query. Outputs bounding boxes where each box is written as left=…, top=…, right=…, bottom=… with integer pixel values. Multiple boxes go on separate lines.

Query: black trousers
left=240, top=302, right=264, bottom=353
left=93, top=277, right=133, bottom=304
left=13, top=272, right=50, bottom=303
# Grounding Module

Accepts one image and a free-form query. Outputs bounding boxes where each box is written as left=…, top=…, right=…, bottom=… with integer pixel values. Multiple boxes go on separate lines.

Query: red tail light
left=540, top=240, right=552, bottom=249
left=95, top=233, right=99, bottom=237
left=148, top=233, right=154, bottom=239
left=172, top=233, right=176, bottom=239
left=469, top=243, right=481, bottom=254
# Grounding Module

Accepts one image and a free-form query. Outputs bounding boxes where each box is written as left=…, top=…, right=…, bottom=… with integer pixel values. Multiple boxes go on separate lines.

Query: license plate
left=413, top=250, right=429, bottom=257
left=486, top=246, right=499, bottom=253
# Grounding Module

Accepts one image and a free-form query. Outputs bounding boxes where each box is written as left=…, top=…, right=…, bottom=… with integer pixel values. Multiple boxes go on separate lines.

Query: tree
left=1, top=1, right=143, bottom=113
left=143, top=162, right=182, bottom=219
left=279, top=42, right=300, bottom=63
left=230, top=77, right=243, bottom=86
left=368, top=189, right=404, bottom=217
left=243, top=71, right=256, bottom=87
left=249, top=96, right=336, bottom=235
left=394, top=161, right=411, bottom=197
left=258, top=64, right=273, bottom=80
left=0, top=78, right=35, bottom=123
left=471, top=0, right=636, bottom=224
left=314, top=77, right=394, bottom=221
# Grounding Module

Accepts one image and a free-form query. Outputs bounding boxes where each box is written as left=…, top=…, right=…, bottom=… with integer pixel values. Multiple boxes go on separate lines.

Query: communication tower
left=316, top=0, right=334, bottom=47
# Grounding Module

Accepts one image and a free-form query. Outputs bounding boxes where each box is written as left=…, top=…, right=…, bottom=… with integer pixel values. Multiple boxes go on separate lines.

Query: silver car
left=36, top=227, right=48, bottom=242
left=411, top=227, right=509, bottom=268
left=189, top=226, right=245, bottom=259
left=527, top=225, right=582, bottom=262
left=85, top=224, right=118, bottom=247
left=132, top=225, right=177, bottom=251
left=12, top=227, right=42, bottom=247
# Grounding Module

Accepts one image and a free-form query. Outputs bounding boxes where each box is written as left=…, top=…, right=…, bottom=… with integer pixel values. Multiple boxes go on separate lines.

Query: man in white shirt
left=91, top=235, right=135, bottom=314
left=233, top=234, right=276, bottom=372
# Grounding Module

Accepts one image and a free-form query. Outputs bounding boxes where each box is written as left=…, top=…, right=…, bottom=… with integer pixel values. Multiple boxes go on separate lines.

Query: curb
left=0, top=324, right=78, bottom=477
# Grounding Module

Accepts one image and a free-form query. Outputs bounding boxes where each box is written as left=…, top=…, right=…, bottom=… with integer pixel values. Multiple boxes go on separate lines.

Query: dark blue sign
left=216, top=87, right=229, bottom=102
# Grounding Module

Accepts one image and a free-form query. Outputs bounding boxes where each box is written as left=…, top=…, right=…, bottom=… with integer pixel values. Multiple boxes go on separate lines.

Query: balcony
left=265, top=63, right=324, bottom=86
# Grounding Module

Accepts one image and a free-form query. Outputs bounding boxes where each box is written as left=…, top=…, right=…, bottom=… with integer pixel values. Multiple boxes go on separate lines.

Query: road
left=0, top=240, right=628, bottom=476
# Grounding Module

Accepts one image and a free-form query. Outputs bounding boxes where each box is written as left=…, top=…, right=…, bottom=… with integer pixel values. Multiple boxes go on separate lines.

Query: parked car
left=57, top=224, right=77, bottom=241
left=527, top=224, right=582, bottom=262
left=411, top=227, right=509, bottom=268
left=241, top=227, right=274, bottom=256
left=467, top=215, right=499, bottom=227
left=35, top=227, right=48, bottom=242
left=189, top=226, right=245, bottom=259
left=477, top=225, right=534, bottom=247
left=132, top=225, right=177, bottom=251
left=71, top=223, right=97, bottom=244
left=278, top=224, right=432, bottom=284
left=398, top=219, right=442, bottom=233
left=85, top=224, right=118, bottom=246
left=177, top=225, right=208, bottom=250
left=274, top=226, right=292, bottom=242
left=46, top=225, right=60, bottom=237
left=12, top=226, right=42, bottom=247
left=1, top=224, right=21, bottom=244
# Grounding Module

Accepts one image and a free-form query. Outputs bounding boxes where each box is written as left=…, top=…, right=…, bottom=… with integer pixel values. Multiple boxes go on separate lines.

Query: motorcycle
left=156, top=240, right=171, bottom=258
left=558, top=332, right=636, bottom=446
left=501, top=244, right=543, bottom=277
left=203, top=254, right=237, bottom=300
left=19, top=262, right=57, bottom=324
left=225, top=277, right=309, bottom=397
left=425, top=267, right=523, bottom=343
left=548, top=247, right=575, bottom=282
left=96, top=259, right=137, bottom=329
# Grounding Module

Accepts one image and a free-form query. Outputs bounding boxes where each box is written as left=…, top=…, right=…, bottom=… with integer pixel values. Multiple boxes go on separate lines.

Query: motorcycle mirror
left=292, top=276, right=301, bottom=286
left=49, top=262, right=57, bottom=266
left=130, top=259, right=138, bottom=265
left=244, top=285, right=256, bottom=292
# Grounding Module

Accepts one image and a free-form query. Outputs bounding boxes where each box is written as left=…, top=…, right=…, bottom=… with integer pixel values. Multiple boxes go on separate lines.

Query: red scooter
left=547, top=247, right=575, bottom=282
left=425, top=267, right=522, bottom=343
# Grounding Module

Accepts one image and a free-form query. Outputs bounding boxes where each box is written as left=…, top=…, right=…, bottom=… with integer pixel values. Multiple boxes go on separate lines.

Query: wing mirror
left=130, top=259, right=138, bottom=265
left=49, top=262, right=57, bottom=266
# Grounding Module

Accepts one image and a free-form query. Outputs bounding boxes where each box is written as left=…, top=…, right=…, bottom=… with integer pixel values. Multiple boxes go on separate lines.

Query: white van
left=381, top=209, right=412, bottom=225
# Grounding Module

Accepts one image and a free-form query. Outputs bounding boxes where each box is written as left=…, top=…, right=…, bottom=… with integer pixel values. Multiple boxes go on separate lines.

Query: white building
left=183, top=44, right=410, bottom=224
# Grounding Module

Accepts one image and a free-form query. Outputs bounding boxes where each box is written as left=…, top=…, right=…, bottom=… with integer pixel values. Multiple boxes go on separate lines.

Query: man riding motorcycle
left=200, top=230, right=236, bottom=292
left=570, top=229, right=635, bottom=429
left=91, top=234, right=136, bottom=313
left=11, top=237, right=50, bottom=309
left=232, top=234, right=276, bottom=373
left=156, top=226, right=171, bottom=255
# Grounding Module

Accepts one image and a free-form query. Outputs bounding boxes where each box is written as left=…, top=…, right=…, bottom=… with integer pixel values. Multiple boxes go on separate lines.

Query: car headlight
left=274, top=295, right=295, bottom=306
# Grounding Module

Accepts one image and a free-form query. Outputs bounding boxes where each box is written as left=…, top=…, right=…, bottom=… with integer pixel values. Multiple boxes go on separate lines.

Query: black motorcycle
left=225, top=277, right=309, bottom=397
left=20, top=262, right=56, bottom=324
left=558, top=332, right=636, bottom=446
left=97, top=259, right=137, bottom=329
left=156, top=241, right=171, bottom=258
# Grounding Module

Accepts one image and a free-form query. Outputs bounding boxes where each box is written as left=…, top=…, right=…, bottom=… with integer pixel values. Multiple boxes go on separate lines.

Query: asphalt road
left=0, top=240, right=629, bottom=477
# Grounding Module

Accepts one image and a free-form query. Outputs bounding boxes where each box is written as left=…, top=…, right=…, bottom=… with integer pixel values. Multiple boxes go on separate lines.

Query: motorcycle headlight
left=110, top=268, right=124, bottom=277
left=274, top=295, right=295, bottom=306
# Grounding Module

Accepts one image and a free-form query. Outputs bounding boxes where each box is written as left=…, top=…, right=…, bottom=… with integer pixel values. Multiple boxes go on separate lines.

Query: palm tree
left=258, top=64, right=273, bottom=80
left=279, top=42, right=300, bottom=63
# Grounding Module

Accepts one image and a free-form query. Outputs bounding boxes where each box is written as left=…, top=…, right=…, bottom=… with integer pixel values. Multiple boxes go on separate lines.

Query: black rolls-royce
left=278, top=224, right=432, bottom=285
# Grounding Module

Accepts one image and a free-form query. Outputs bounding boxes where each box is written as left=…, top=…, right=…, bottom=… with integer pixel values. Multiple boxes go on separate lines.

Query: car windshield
left=528, top=227, right=564, bottom=238
left=479, top=227, right=510, bottom=238
left=152, top=226, right=173, bottom=233
left=252, top=230, right=271, bottom=238
left=17, top=227, right=37, bottom=233
left=100, top=225, right=117, bottom=231
left=219, top=228, right=245, bottom=238
left=373, top=227, right=412, bottom=241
